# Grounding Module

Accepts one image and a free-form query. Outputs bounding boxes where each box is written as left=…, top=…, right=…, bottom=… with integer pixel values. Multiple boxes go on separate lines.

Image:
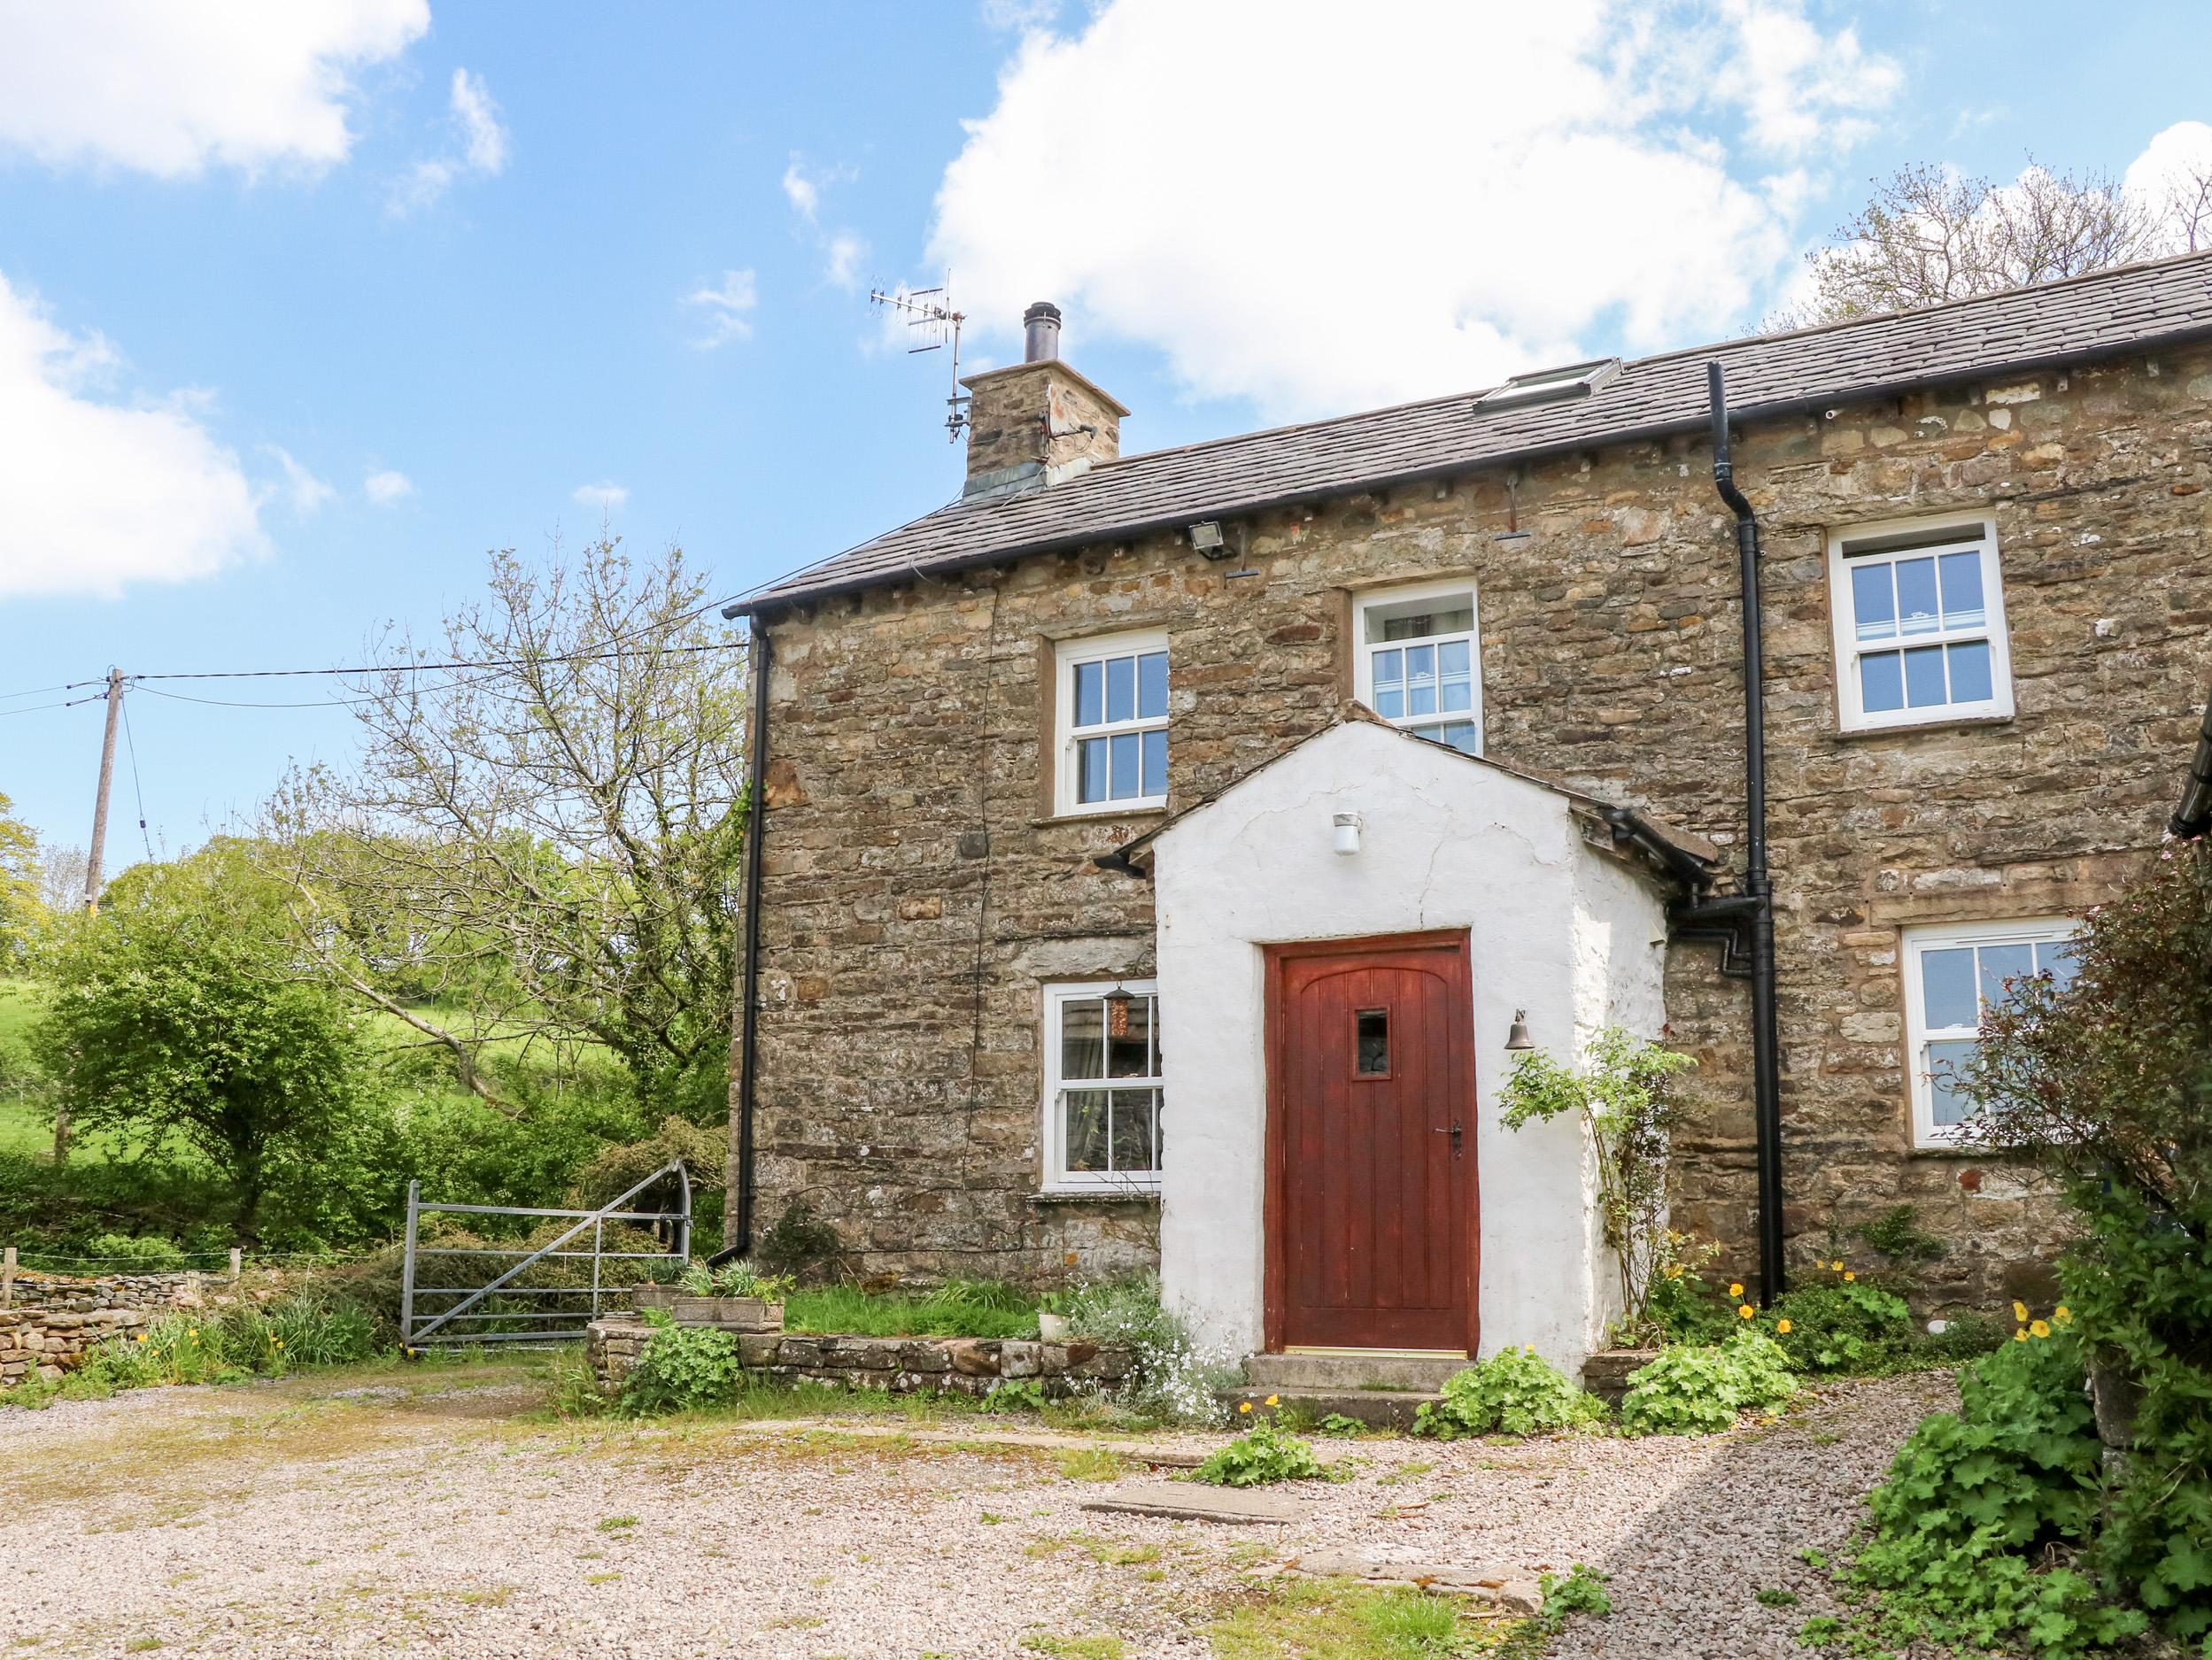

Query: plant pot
left=1038, top=1312, right=1070, bottom=1342
left=630, top=1283, right=677, bottom=1314
left=670, top=1295, right=785, bottom=1333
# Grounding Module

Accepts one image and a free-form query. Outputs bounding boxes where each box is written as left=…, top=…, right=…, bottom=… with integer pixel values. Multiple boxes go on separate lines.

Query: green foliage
left=1206, top=1577, right=1488, bottom=1660
left=676, top=1258, right=796, bottom=1300
left=76, top=1231, right=193, bottom=1269
left=1857, top=1203, right=1945, bottom=1264
left=1618, top=1331, right=1798, bottom=1436
left=1193, top=1417, right=1327, bottom=1486
left=1412, top=1347, right=1606, bottom=1440
left=1837, top=1329, right=2146, bottom=1657
left=986, top=1378, right=1048, bottom=1414
left=29, top=1293, right=381, bottom=1404
left=1498, top=1029, right=1697, bottom=1342
left=755, top=1200, right=843, bottom=1278
left=0, top=792, right=43, bottom=973
left=783, top=1279, right=1037, bottom=1340
left=1961, top=838, right=2212, bottom=1645
left=1754, top=1587, right=1798, bottom=1608
left=620, top=1312, right=742, bottom=1414
left=27, top=840, right=395, bottom=1245
left=1761, top=1273, right=1914, bottom=1374
left=1540, top=1564, right=1613, bottom=1619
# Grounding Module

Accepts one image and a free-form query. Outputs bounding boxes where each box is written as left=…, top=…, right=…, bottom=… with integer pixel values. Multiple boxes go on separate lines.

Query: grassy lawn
left=783, top=1281, right=1042, bottom=1340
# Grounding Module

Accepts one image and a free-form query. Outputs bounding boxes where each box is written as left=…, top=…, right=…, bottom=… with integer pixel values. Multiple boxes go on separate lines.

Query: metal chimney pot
left=1023, top=301, right=1063, bottom=363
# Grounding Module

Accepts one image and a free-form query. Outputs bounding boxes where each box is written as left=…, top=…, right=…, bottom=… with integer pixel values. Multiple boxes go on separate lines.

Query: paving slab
left=1283, top=1548, right=1543, bottom=1612
left=1081, top=1479, right=1314, bottom=1525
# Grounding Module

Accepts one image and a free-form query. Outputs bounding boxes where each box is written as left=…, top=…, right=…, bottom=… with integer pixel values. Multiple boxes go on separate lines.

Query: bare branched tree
left=267, top=539, right=748, bottom=1120
left=1788, top=151, right=2212, bottom=327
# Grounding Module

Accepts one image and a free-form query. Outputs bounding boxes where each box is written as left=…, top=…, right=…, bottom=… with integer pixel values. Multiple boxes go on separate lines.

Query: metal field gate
left=399, top=1160, right=692, bottom=1347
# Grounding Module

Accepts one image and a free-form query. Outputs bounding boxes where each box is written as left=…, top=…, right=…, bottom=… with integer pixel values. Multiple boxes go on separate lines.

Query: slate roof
left=732, top=250, right=2212, bottom=616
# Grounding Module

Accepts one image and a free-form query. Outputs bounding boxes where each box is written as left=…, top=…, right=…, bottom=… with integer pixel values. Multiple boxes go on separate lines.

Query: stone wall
left=744, top=341, right=2212, bottom=1307
left=0, top=1308, right=152, bottom=1386
left=585, top=1316, right=1133, bottom=1399
left=3, top=1270, right=227, bottom=1312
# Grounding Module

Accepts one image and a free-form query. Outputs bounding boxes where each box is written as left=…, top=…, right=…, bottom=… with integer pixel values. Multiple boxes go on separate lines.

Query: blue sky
left=2, top=0, right=2208, bottom=861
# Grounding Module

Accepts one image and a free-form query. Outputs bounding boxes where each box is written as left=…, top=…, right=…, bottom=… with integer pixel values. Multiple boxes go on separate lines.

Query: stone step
left=1224, top=1384, right=1442, bottom=1431
left=1243, top=1352, right=1468, bottom=1393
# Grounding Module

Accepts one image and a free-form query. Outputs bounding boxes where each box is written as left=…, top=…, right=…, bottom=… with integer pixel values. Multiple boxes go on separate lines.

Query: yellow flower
left=1665, top=1263, right=1684, bottom=1280
left=2053, top=1305, right=2072, bottom=1327
left=135, top=1334, right=148, bottom=1344
left=1738, top=1304, right=1755, bottom=1320
left=2015, top=1328, right=2028, bottom=1342
left=1524, top=1345, right=1536, bottom=1355
left=2029, top=1320, right=2050, bottom=1340
left=2012, top=1301, right=2029, bottom=1323
left=274, top=1340, right=285, bottom=1349
left=1776, top=1319, right=1793, bottom=1334
left=1238, top=1401, right=1252, bottom=1414
left=1843, top=1271, right=1857, bottom=1283
left=1830, top=1261, right=1844, bottom=1272
left=1729, top=1283, right=1744, bottom=1299
left=1265, top=1394, right=1279, bottom=1407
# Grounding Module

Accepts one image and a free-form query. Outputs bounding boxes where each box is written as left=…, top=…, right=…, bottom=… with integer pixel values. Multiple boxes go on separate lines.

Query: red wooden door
left=1264, top=931, right=1477, bottom=1354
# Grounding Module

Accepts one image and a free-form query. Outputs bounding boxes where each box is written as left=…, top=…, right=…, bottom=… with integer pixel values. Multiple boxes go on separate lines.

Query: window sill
left=1907, top=1138, right=2018, bottom=1157
left=1834, top=711, right=2015, bottom=742
left=1033, top=807, right=1170, bottom=830
left=1030, top=1188, right=1162, bottom=1206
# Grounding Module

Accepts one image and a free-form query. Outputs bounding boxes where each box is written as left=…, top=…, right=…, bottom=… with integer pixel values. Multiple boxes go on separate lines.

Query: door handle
left=1432, top=1121, right=1464, bottom=1157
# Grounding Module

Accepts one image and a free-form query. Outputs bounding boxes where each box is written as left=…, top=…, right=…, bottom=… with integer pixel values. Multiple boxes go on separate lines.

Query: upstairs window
left=1901, top=918, right=2078, bottom=1148
left=1829, top=516, right=2014, bottom=732
left=1353, top=580, right=1482, bottom=754
left=1043, top=981, right=1163, bottom=1193
left=1055, top=629, right=1168, bottom=815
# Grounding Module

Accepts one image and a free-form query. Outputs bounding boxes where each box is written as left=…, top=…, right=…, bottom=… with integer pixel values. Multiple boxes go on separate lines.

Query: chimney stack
left=961, top=301, right=1127, bottom=501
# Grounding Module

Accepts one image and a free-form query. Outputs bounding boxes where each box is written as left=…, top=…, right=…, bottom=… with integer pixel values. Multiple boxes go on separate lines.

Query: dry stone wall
left=585, top=1316, right=1133, bottom=1399
left=0, top=1308, right=151, bottom=1385
left=745, top=343, right=2212, bottom=1309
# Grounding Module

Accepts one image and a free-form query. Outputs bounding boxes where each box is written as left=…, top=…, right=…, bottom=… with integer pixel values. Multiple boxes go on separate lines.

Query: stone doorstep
left=1081, top=1479, right=1314, bottom=1525
left=1279, top=1550, right=1543, bottom=1615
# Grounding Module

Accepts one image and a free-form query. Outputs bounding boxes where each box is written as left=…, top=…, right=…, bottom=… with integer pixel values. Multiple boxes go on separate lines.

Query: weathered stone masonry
left=744, top=344, right=2212, bottom=1306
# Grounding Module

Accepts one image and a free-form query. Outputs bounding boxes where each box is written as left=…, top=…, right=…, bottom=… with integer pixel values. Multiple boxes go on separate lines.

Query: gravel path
left=0, top=1363, right=1953, bottom=1658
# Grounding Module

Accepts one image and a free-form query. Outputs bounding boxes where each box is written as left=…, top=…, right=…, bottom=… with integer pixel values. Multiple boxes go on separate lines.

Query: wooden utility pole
left=58, top=667, right=127, bottom=1165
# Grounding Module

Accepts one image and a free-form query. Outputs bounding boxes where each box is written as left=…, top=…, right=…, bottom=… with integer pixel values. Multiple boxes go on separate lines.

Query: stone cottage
left=719, top=257, right=2212, bottom=1382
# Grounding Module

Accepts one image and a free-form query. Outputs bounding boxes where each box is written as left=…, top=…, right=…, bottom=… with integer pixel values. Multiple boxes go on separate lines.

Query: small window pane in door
left=1355, top=1008, right=1389, bottom=1077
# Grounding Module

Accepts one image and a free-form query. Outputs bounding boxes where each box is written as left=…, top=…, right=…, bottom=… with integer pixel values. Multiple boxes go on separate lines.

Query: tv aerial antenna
left=870, top=276, right=970, bottom=442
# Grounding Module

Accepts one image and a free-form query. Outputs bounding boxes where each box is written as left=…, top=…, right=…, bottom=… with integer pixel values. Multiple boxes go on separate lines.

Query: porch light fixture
left=1102, top=981, right=1136, bottom=1039
left=1504, top=1009, right=1535, bottom=1051
left=1188, top=521, right=1229, bottom=559
left=1332, top=811, right=1363, bottom=856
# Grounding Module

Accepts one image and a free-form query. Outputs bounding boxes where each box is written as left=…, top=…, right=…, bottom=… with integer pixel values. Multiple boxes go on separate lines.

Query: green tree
left=0, top=791, right=43, bottom=970
left=29, top=841, right=376, bottom=1244
left=268, top=539, right=749, bottom=1122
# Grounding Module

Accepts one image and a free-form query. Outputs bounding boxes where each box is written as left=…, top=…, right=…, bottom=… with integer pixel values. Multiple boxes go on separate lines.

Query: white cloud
left=980, top=0, right=1063, bottom=29
left=0, top=0, right=428, bottom=178
left=391, top=67, right=511, bottom=214
left=929, top=0, right=1900, bottom=418
left=0, top=273, right=265, bottom=599
left=783, top=156, right=870, bottom=289
left=264, top=445, right=335, bottom=515
left=572, top=482, right=630, bottom=512
left=2126, top=120, right=2212, bottom=254
left=364, top=467, right=415, bottom=504
left=684, top=269, right=760, bottom=348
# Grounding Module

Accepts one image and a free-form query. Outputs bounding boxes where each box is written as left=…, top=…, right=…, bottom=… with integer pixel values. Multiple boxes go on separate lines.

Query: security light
left=1188, top=521, right=1229, bottom=559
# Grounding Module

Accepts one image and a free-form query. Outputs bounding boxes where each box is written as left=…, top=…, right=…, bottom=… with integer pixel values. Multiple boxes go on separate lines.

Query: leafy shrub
left=1833, top=1328, right=2145, bottom=1657
left=77, top=1231, right=192, bottom=1270
left=620, top=1311, right=741, bottom=1414
left=1412, top=1346, right=1605, bottom=1440
left=1061, top=1274, right=1238, bottom=1425
left=1761, top=1273, right=1913, bottom=1374
left=677, top=1258, right=796, bottom=1299
left=986, top=1378, right=1048, bottom=1413
left=1193, top=1417, right=1326, bottom=1486
left=1857, top=1203, right=1945, bottom=1263
left=1618, top=1331, right=1797, bottom=1436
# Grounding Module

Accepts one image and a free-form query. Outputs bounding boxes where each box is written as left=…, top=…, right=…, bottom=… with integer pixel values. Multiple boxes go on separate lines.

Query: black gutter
left=2171, top=678, right=2212, bottom=838
left=710, top=613, right=773, bottom=1263
left=727, top=326, right=2212, bottom=621
left=1705, top=360, right=1788, bottom=1305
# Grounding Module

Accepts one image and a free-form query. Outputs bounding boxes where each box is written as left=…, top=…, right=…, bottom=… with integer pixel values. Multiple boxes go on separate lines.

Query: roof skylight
left=1473, top=357, right=1621, bottom=412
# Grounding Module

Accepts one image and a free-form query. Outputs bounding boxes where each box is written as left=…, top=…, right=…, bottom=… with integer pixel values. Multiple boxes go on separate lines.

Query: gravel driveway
left=0, top=1361, right=1953, bottom=1658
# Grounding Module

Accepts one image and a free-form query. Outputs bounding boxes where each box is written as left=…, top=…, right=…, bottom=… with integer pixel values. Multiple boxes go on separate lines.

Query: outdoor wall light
left=1504, top=1009, right=1535, bottom=1051
left=1332, top=811, right=1363, bottom=856
left=1188, top=521, right=1229, bottom=559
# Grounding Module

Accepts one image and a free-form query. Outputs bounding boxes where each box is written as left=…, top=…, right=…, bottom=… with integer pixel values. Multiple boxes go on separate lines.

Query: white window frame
left=1827, top=513, right=2015, bottom=734
left=1041, top=979, right=1164, bottom=1194
left=1899, top=916, right=2078, bottom=1150
left=1053, top=629, right=1170, bottom=818
left=1351, top=577, right=1484, bottom=754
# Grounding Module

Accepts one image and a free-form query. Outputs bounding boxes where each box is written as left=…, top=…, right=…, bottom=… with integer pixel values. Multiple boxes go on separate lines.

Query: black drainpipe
left=2170, top=677, right=2212, bottom=838
left=1702, top=361, right=1788, bottom=1303
left=710, top=612, right=774, bottom=1263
